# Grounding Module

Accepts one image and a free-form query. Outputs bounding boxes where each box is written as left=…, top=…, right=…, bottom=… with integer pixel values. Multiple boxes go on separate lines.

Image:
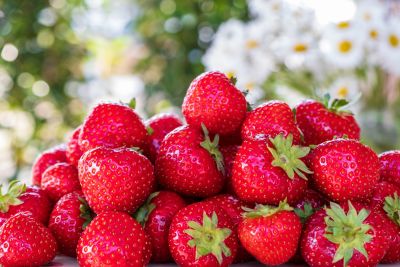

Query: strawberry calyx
left=294, top=203, right=315, bottom=224
left=383, top=193, right=400, bottom=226
left=79, top=197, right=95, bottom=230
left=0, top=180, right=26, bottom=213
left=267, top=134, right=312, bottom=180
left=321, top=94, right=358, bottom=114
left=324, top=201, right=372, bottom=267
left=128, top=98, right=136, bottom=109
left=146, top=126, right=154, bottom=135
left=184, top=211, right=232, bottom=265
left=242, top=200, right=293, bottom=219
left=134, top=192, right=159, bottom=226
left=200, top=123, right=225, bottom=175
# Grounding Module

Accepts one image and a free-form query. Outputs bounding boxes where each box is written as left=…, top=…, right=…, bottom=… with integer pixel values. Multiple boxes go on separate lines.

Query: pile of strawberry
left=0, top=71, right=399, bottom=267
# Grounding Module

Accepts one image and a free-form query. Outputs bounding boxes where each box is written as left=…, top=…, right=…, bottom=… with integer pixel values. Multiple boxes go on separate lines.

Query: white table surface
left=49, top=256, right=400, bottom=267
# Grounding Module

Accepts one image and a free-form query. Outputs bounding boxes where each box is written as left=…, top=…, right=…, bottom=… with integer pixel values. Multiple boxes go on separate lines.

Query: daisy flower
left=355, top=0, right=386, bottom=24
left=327, top=76, right=361, bottom=102
left=378, top=18, right=400, bottom=75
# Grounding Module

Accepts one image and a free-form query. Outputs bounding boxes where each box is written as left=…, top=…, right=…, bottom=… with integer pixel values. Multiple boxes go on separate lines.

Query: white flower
left=378, top=18, right=400, bottom=75
left=355, top=0, right=386, bottom=24
left=327, top=76, right=360, bottom=102
left=248, top=0, right=288, bottom=22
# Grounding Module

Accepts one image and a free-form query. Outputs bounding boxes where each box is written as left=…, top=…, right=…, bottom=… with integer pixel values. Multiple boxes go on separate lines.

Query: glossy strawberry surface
left=379, top=150, right=400, bottom=187
left=66, top=126, right=83, bottom=167
left=32, top=144, right=67, bottom=186
left=220, top=144, right=240, bottom=194
left=370, top=181, right=400, bottom=211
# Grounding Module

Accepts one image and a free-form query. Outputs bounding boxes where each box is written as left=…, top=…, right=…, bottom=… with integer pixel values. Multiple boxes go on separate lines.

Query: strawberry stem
left=384, top=193, right=400, bottom=226
left=79, top=197, right=95, bottom=230
left=294, top=203, right=315, bottom=224
left=134, top=192, right=159, bottom=226
left=0, top=180, right=26, bottom=213
left=242, top=200, right=293, bottom=219
left=200, top=123, right=225, bottom=175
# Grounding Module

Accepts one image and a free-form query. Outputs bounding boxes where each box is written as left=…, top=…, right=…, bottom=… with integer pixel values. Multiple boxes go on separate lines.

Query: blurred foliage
left=134, top=0, right=248, bottom=105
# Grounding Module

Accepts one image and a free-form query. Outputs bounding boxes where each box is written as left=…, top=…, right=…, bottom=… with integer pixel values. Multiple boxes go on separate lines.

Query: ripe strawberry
left=79, top=102, right=148, bottom=153
left=301, top=201, right=390, bottom=267
left=204, top=194, right=253, bottom=263
left=370, top=181, right=400, bottom=211
left=48, top=191, right=93, bottom=257
left=145, top=113, right=183, bottom=162
left=309, top=139, right=380, bottom=202
left=77, top=211, right=151, bottom=266
left=135, top=191, right=186, bottom=263
left=241, top=100, right=301, bottom=144
left=220, top=144, right=239, bottom=194
left=168, top=201, right=238, bottom=267
left=41, top=162, right=81, bottom=202
left=294, top=188, right=327, bottom=224
left=238, top=200, right=302, bottom=265
left=182, top=71, right=247, bottom=136
left=66, top=126, right=83, bottom=166
left=32, top=144, right=67, bottom=185
left=156, top=125, right=225, bottom=197
left=232, top=134, right=311, bottom=205
left=0, top=181, right=52, bottom=227
left=0, top=213, right=57, bottom=267
left=380, top=193, right=400, bottom=263
left=379, top=150, right=400, bottom=187
left=295, top=97, right=360, bottom=146
left=79, top=146, right=155, bottom=214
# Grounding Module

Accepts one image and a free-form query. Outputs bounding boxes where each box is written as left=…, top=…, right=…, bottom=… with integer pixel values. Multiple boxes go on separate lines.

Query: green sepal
left=128, top=98, right=136, bottom=109
left=384, top=193, right=400, bottom=226
left=229, top=76, right=237, bottom=85
left=324, top=201, right=373, bottom=267
left=0, top=180, right=27, bottom=213
left=129, top=147, right=144, bottom=154
left=146, top=126, right=154, bottom=135
left=242, top=199, right=293, bottom=219
left=200, top=123, right=225, bottom=175
left=134, top=192, right=159, bottom=226
left=321, top=93, right=361, bottom=114
left=79, top=197, right=95, bottom=230
left=294, top=202, right=315, bottom=224
left=267, top=134, right=312, bottom=180
left=184, top=211, right=232, bottom=265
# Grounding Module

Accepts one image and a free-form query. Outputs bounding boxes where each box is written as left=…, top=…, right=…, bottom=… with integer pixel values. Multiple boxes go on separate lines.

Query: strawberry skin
left=79, top=146, right=155, bottom=214
left=79, top=102, right=149, bottom=153
left=77, top=211, right=151, bottom=267
left=310, top=139, right=380, bottom=202
left=182, top=71, right=247, bottom=136
left=379, top=150, right=400, bottom=187
left=238, top=201, right=302, bottom=265
left=220, top=144, right=240, bottom=194
left=0, top=213, right=57, bottom=267
left=294, top=188, right=327, bottom=224
left=66, top=126, right=83, bottom=166
left=156, top=125, right=225, bottom=197
left=145, top=113, right=182, bottom=162
left=295, top=99, right=360, bottom=145
left=136, top=191, right=186, bottom=263
left=32, top=144, right=67, bottom=185
left=41, top=162, right=81, bottom=202
left=241, top=100, right=301, bottom=144
left=370, top=181, right=400, bottom=211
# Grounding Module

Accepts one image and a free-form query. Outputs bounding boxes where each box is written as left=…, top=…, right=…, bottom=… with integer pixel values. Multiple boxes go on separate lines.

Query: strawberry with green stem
left=380, top=193, right=400, bottom=263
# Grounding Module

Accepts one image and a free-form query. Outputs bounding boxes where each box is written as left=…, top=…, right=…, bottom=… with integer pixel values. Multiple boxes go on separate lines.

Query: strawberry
left=301, top=201, right=390, bottom=267
left=66, top=126, right=83, bottom=166
left=0, top=213, right=57, bottom=267
left=48, top=191, right=93, bottom=257
left=220, top=144, right=239, bottom=194
left=238, top=200, right=302, bottom=265
left=232, top=134, right=311, bottom=205
left=135, top=191, right=186, bottom=263
left=41, top=162, right=81, bottom=202
left=380, top=193, right=400, bottom=263
left=370, top=181, right=400, bottom=211
left=32, top=144, right=67, bottom=185
left=379, top=150, right=400, bottom=187
left=79, top=102, right=149, bottom=153
left=78, top=146, right=155, bottom=214
left=241, top=100, right=302, bottom=144
left=145, top=113, right=183, bottom=162
left=156, top=125, right=225, bottom=197
left=204, top=194, right=253, bottom=263
left=77, top=211, right=151, bottom=266
left=168, top=201, right=238, bottom=267
left=182, top=71, right=247, bottom=136
left=0, top=181, right=52, bottom=227
left=295, top=97, right=360, bottom=146
left=294, top=188, right=327, bottom=224
left=309, top=139, right=380, bottom=202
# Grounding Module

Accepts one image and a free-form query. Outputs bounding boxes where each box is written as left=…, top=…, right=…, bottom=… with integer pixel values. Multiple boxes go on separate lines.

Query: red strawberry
left=204, top=194, right=253, bottom=263
left=135, top=191, right=186, bottom=263
left=238, top=200, right=302, bottom=265
left=370, top=181, right=400, bottom=211
left=220, top=144, right=240, bottom=194
left=295, top=97, right=360, bottom=146
left=78, top=146, right=155, bottom=214
left=145, top=113, right=183, bottom=162
left=32, top=144, right=67, bottom=185
left=168, top=201, right=238, bottom=267
left=294, top=188, right=327, bottom=224
left=77, top=211, right=151, bottom=266
left=182, top=71, right=247, bottom=136
left=0, top=213, right=57, bottom=267
left=48, top=191, right=93, bottom=257
left=232, top=134, right=311, bottom=205
left=66, top=126, right=83, bottom=166
left=380, top=193, right=400, bottom=263
left=156, top=125, right=225, bottom=197
left=41, top=162, right=81, bottom=202
left=79, top=102, right=148, bottom=153
left=309, top=139, right=380, bottom=202
left=241, top=100, right=301, bottom=144
left=0, top=181, right=52, bottom=227
left=379, top=150, right=400, bottom=187
left=301, top=201, right=390, bottom=267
